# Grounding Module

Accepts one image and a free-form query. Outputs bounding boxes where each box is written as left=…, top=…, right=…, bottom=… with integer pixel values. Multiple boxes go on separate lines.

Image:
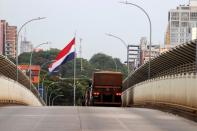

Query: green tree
left=90, top=53, right=115, bottom=71
left=18, top=50, right=127, bottom=105
left=89, top=53, right=127, bottom=77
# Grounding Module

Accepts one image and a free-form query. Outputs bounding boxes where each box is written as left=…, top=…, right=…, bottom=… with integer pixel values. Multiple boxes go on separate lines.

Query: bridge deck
left=0, top=106, right=196, bottom=131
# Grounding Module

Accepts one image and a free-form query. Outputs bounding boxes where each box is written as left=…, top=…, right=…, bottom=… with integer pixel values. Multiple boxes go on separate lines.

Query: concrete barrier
left=0, top=75, right=42, bottom=106
left=122, top=73, right=197, bottom=110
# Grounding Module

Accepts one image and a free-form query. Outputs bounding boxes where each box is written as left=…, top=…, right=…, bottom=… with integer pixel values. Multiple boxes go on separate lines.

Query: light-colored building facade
left=0, top=20, right=17, bottom=58
left=20, top=37, right=33, bottom=54
left=160, top=48, right=168, bottom=54
left=192, top=27, right=197, bottom=39
left=139, top=37, right=160, bottom=65
left=168, top=1, right=197, bottom=48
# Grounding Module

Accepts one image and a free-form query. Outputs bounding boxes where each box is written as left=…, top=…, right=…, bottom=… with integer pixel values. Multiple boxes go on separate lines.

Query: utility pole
left=120, top=1, right=152, bottom=79
left=79, top=38, right=83, bottom=71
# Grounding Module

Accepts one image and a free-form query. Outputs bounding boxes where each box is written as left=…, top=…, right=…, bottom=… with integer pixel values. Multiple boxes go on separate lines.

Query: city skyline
left=0, top=0, right=188, bottom=62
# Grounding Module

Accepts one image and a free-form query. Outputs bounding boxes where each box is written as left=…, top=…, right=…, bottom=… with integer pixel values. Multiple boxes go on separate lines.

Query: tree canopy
left=18, top=50, right=127, bottom=105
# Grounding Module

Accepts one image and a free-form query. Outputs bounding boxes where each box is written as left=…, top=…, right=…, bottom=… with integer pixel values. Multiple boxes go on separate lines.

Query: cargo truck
left=84, top=71, right=122, bottom=106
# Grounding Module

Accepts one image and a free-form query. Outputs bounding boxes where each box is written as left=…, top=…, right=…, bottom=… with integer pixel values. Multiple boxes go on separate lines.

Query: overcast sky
left=0, top=0, right=188, bottom=62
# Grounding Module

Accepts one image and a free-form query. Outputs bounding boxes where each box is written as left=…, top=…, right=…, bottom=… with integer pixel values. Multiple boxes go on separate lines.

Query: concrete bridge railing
left=122, top=40, right=197, bottom=112
left=122, top=73, right=197, bottom=111
left=0, top=76, right=42, bottom=106
left=0, top=55, right=45, bottom=106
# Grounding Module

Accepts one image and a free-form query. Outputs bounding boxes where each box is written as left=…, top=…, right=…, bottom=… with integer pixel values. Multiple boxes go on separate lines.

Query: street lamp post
left=16, top=17, right=46, bottom=82
left=106, top=33, right=129, bottom=75
left=120, top=1, right=152, bottom=79
left=49, top=88, right=61, bottom=106
left=112, top=58, right=118, bottom=72
left=29, top=42, right=49, bottom=91
left=51, top=95, right=64, bottom=106
left=45, top=82, right=60, bottom=105
left=41, top=72, right=51, bottom=104
left=41, top=77, right=63, bottom=105
left=37, top=60, right=55, bottom=90
left=41, top=73, right=48, bottom=103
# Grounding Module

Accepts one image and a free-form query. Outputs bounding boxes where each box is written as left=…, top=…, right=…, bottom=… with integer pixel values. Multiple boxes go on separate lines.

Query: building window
left=181, top=7, right=189, bottom=10
left=171, top=33, right=178, bottom=37
left=180, top=33, right=184, bottom=37
left=171, top=21, right=179, bottom=27
left=190, top=12, right=197, bottom=20
left=181, top=12, right=189, bottom=21
left=181, top=22, right=189, bottom=27
left=171, top=38, right=176, bottom=42
left=171, top=28, right=179, bottom=32
left=180, top=39, right=184, bottom=42
left=171, top=12, right=179, bottom=20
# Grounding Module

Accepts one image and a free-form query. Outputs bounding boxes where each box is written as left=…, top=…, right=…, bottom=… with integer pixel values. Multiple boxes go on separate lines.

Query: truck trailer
left=84, top=71, right=122, bottom=106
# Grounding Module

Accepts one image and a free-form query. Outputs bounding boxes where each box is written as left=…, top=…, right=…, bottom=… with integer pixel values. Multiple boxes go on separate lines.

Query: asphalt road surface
left=0, top=106, right=196, bottom=131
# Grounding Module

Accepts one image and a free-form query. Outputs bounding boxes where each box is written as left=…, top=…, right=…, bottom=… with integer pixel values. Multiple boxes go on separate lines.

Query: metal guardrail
left=122, top=41, right=197, bottom=120
left=123, top=40, right=197, bottom=91
left=154, top=63, right=196, bottom=78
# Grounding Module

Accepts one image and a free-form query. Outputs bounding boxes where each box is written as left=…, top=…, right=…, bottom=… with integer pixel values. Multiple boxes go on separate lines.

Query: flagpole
left=74, top=34, right=76, bottom=106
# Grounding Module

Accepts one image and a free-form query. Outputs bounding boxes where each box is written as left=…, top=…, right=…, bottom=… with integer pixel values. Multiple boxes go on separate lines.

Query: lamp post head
left=105, top=33, right=113, bottom=37
left=41, top=41, right=49, bottom=46
left=35, top=42, right=49, bottom=49
left=119, top=0, right=128, bottom=4
left=37, top=17, right=47, bottom=20
left=105, top=33, right=128, bottom=48
left=119, top=1, right=126, bottom=4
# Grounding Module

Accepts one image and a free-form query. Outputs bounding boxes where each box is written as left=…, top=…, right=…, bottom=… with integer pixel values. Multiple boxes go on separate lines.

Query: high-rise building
left=0, top=20, right=6, bottom=55
left=20, top=37, right=33, bottom=54
left=6, top=26, right=17, bottom=58
left=0, top=20, right=17, bottom=58
left=167, top=1, right=197, bottom=48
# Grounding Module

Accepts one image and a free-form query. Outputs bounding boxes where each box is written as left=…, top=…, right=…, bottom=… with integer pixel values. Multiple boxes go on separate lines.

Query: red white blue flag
left=49, top=38, right=75, bottom=73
